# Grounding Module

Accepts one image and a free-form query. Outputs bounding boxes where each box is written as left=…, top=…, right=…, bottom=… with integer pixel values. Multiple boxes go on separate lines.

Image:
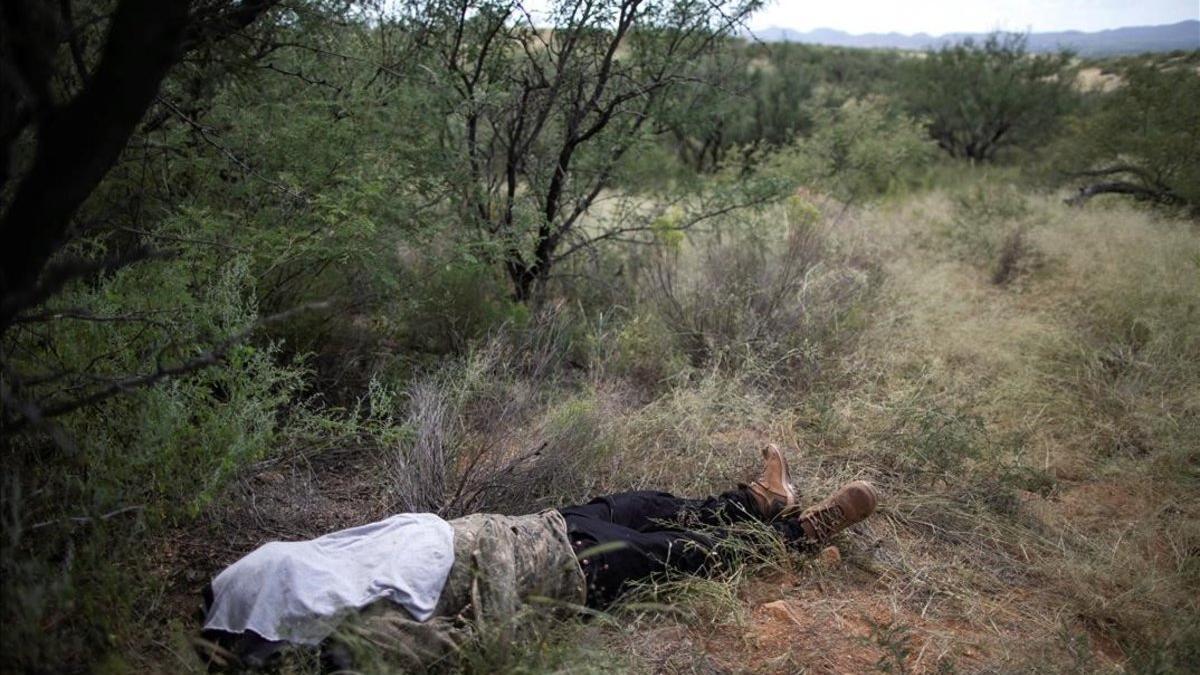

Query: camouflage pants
left=335, top=510, right=586, bottom=672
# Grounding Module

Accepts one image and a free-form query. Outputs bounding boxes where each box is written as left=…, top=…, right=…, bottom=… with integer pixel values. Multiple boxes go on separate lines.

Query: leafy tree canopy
left=902, top=33, right=1077, bottom=162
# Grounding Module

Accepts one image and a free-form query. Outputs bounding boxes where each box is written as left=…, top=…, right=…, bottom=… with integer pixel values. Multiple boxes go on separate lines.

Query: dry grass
left=773, top=186, right=1200, bottom=671
left=459, top=183, right=1197, bottom=672
left=572, top=184, right=1197, bottom=673
left=141, top=176, right=1198, bottom=672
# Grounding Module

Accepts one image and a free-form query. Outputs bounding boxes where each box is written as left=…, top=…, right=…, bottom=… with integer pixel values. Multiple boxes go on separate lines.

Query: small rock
left=761, top=600, right=801, bottom=625
left=819, top=545, right=842, bottom=568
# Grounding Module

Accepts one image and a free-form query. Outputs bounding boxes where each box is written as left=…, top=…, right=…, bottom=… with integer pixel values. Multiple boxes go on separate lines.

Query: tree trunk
left=1065, top=181, right=1182, bottom=207
left=0, top=0, right=279, bottom=336
left=0, top=0, right=189, bottom=334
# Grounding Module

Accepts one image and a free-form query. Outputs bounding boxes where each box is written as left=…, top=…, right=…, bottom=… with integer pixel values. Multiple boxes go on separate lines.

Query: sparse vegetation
left=1, top=2, right=1198, bottom=672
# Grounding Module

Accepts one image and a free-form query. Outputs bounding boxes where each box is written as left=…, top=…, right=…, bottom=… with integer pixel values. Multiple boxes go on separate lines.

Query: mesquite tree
left=0, top=0, right=283, bottom=336
left=390, top=0, right=762, bottom=301
left=0, top=1, right=346, bottom=435
left=902, top=33, right=1075, bottom=162
left=1063, top=64, right=1200, bottom=213
left=658, top=46, right=816, bottom=173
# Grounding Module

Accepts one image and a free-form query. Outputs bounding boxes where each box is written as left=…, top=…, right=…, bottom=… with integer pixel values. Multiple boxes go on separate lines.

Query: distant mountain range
left=748, top=20, right=1200, bottom=56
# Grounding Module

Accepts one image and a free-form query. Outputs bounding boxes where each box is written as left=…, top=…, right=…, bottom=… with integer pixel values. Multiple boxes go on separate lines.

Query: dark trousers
left=558, top=490, right=804, bottom=607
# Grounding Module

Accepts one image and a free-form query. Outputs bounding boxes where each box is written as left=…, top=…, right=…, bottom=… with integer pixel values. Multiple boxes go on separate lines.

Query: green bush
left=777, top=96, right=935, bottom=203
left=1, top=244, right=307, bottom=670
left=889, top=407, right=990, bottom=483
left=1060, top=64, right=1200, bottom=213
left=607, top=312, right=690, bottom=389
left=901, top=33, right=1076, bottom=161
left=654, top=46, right=817, bottom=173
left=939, top=183, right=1037, bottom=272
left=395, top=260, right=530, bottom=356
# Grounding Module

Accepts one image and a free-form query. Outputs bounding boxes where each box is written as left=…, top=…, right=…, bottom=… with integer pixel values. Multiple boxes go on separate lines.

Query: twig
left=0, top=246, right=163, bottom=335
left=30, top=504, right=145, bottom=531
left=12, top=306, right=181, bottom=325
left=2, top=301, right=329, bottom=433
left=153, top=95, right=309, bottom=202
left=260, top=62, right=344, bottom=94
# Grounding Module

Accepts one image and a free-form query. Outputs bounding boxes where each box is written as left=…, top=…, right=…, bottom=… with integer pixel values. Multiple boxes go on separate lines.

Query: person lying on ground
left=196, top=445, right=879, bottom=671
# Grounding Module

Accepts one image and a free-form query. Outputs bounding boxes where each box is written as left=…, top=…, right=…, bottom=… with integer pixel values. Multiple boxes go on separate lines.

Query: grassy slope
left=585, top=186, right=1199, bottom=673
left=142, top=177, right=1198, bottom=673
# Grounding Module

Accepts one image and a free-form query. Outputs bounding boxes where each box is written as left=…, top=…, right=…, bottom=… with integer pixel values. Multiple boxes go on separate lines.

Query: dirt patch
left=1076, top=67, right=1122, bottom=93
left=692, top=570, right=991, bottom=674
left=146, top=446, right=393, bottom=634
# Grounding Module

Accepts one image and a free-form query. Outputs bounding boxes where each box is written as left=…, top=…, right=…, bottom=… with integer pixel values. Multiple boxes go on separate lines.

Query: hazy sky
left=746, top=0, right=1199, bottom=35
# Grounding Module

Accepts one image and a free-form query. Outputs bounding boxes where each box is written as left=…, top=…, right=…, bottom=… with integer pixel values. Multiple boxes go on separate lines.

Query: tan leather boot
left=746, top=444, right=796, bottom=519
left=796, top=480, right=878, bottom=544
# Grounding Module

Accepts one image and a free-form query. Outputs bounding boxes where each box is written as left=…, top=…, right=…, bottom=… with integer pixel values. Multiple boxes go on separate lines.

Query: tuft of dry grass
left=807, top=182, right=1200, bottom=670
left=143, top=173, right=1198, bottom=673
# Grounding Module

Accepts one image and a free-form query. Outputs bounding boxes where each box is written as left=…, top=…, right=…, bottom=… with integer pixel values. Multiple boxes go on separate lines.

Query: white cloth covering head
left=203, top=512, right=455, bottom=645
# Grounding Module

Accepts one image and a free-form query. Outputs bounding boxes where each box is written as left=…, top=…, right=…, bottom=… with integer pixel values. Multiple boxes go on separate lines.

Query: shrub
left=395, top=259, right=529, bottom=356
left=607, top=312, right=690, bottom=389
left=384, top=324, right=613, bottom=518
left=642, top=200, right=874, bottom=387
left=779, top=97, right=935, bottom=203
left=884, top=405, right=991, bottom=484
left=1060, top=64, right=1200, bottom=213
left=653, top=46, right=817, bottom=174
left=940, top=183, right=1043, bottom=284
left=0, top=251, right=306, bottom=671
left=901, top=33, right=1076, bottom=161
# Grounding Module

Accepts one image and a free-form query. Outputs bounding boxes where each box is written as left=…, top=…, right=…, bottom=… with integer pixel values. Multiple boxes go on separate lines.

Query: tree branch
left=2, top=301, right=330, bottom=434
left=1, top=245, right=163, bottom=330
left=0, top=0, right=189, bottom=335
left=1065, top=181, right=1183, bottom=207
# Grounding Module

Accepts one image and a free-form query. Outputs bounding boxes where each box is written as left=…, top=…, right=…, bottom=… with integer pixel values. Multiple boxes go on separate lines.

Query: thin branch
left=0, top=377, right=78, bottom=454
left=2, top=301, right=329, bottom=433
left=260, top=62, right=344, bottom=94
left=0, top=246, right=163, bottom=332
left=12, top=306, right=180, bottom=325
left=1065, top=181, right=1183, bottom=207
left=555, top=191, right=778, bottom=263
left=30, top=505, right=145, bottom=531
left=59, top=0, right=91, bottom=84
left=153, top=95, right=309, bottom=202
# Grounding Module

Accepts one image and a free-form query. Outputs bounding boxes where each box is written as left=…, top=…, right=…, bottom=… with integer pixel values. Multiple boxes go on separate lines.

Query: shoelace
left=800, top=504, right=845, bottom=541
left=751, top=480, right=791, bottom=507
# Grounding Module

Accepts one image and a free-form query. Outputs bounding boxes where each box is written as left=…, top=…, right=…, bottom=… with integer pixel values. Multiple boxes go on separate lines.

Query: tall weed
left=643, top=198, right=875, bottom=389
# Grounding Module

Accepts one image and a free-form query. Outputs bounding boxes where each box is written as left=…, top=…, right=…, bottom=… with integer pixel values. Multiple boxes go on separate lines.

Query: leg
left=558, top=488, right=761, bottom=533
left=563, top=481, right=881, bottom=609
left=561, top=491, right=810, bottom=608
left=556, top=446, right=802, bottom=608
left=561, top=514, right=724, bottom=608
left=557, top=443, right=799, bottom=531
